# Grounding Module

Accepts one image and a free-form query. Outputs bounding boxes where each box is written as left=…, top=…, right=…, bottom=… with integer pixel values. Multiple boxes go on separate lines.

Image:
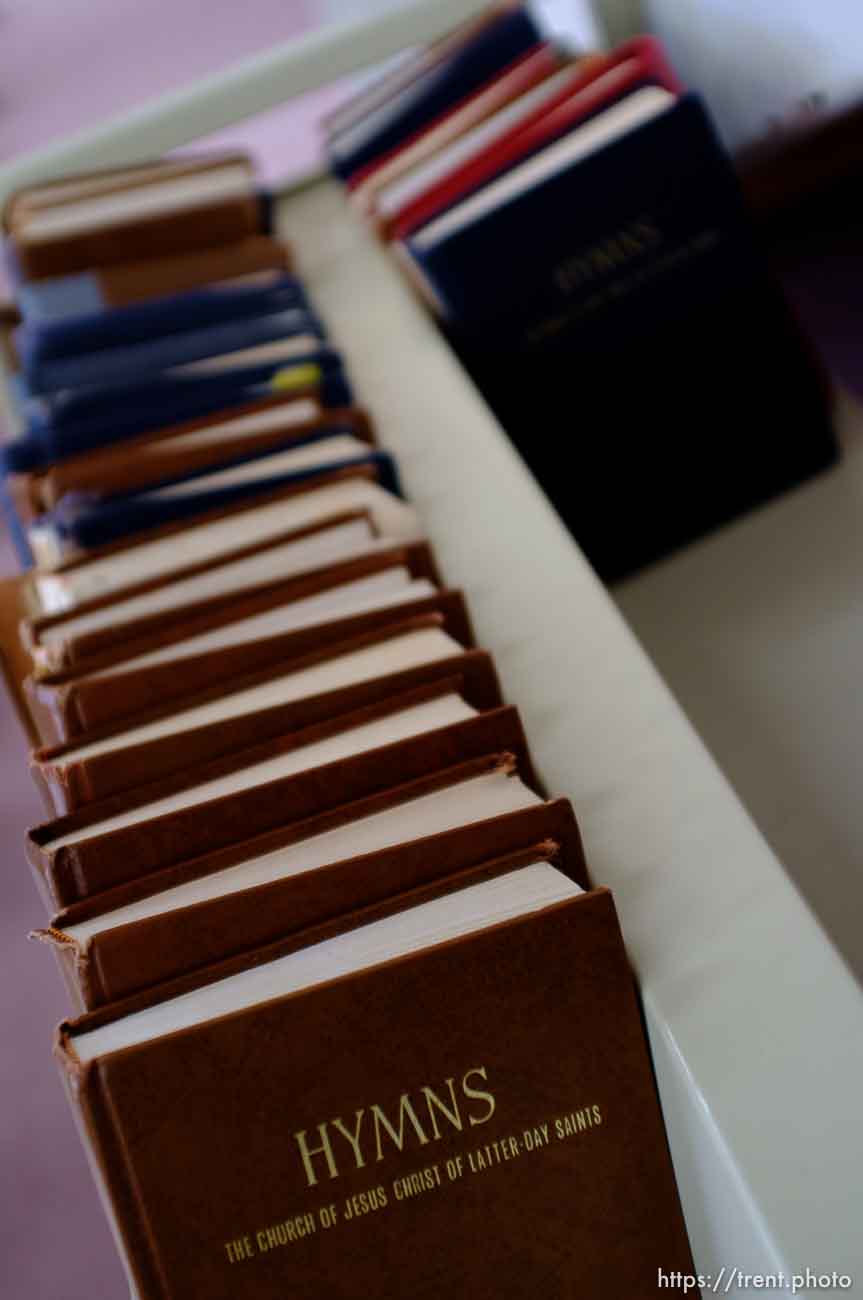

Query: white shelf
left=283, top=177, right=863, bottom=1290
left=616, top=389, right=863, bottom=991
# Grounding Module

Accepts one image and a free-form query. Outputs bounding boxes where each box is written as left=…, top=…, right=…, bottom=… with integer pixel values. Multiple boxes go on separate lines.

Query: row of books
left=0, top=34, right=697, bottom=1300
left=321, top=1, right=839, bottom=581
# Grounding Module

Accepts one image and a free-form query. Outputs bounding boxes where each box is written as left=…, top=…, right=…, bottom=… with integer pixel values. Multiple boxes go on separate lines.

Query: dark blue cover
left=409, top=94, right=755, bottom=334
left=18, top=304, right=325, bottom=395
left=410, top=93, right=837, bottom=579
left=329, top=6, right=540, bottom=181
left=45, top=449, right=401, bottom=550
left=17, top=273, right=311, bottom=358
left=2, top=347, right=351, bottom=472
left=0, top=477, right=32, bottom=567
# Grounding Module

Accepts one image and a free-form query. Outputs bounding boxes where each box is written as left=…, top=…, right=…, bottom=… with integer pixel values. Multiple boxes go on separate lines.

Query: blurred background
left=2, top=2, right=863, bottom=1295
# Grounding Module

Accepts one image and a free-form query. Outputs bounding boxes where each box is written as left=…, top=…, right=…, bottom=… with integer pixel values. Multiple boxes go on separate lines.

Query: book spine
left=54, top=1036, right=170, bottom=1299
left=60, top=833, right=573, bottom=1011
left=23, top=274, right=309, bottom=363
left=17, top=194, right=260, bottom=281
left=24, top=306, right=323, bottom=396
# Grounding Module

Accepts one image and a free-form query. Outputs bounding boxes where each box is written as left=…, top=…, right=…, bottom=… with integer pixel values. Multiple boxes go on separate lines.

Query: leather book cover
left=24, top=403, right=375, bottom=517
left=21, top=461, right=381, bottom=593
left=3, top=153, right=254, bottom=229
left=21, top=504, right=383, bottom=685
left=15, top=236, right=292, bottom=322
left=41, top=790, right=585, bottom=1010
left=6, top=505, right=382, bottom=713
left=9, top=155, right=261, bottom=280
left=26, top=535, right=444, bottom=722
left=22, top=464, right=395, bottom=647
left=56, top=879, right=696, bottom=1297
left=42, top=446, right=398, bottom=557
left=99, top=235, right=293, bottom=303
left=27, top=686, right=533, bottom=908
left=0, top=573, right=39, bottom=746
left=28, top=578, right=465, bottom=750
left=46, top=748, right=540, bottom=957
left=32, top=613, right=489, bottom=813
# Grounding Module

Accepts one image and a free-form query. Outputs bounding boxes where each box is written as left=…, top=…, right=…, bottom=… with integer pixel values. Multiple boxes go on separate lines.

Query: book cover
left=27, top=690, right=533, bottom=907
left=31, top=611, right=488, bottom=813
left=26, top=549, right=453, bottom=744
left=19, top=304, right=325, bottom=396
left=43, top=447, right=401, bottom=552
left=10, top=400, right=374, bottom=520
left=39, top=779, right=583, bottom=1010
left=6, top=155, right=262, bottom=280
left=26, top=612, right=476, bottom=781
left=387, top=36, right=681, bottom=241
left=408, top=92, right=837, bottom=579
left=55, top=875, right=695, bottom=1297
left=329, top=5, right=542, bottom=181
left=24, top=465, right=416, bottom=609
left=14, top=236, right=293, bottom=325
left=2, top=346, right=351, bottom=473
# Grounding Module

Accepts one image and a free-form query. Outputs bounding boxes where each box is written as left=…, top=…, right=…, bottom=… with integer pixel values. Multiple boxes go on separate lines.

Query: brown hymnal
left=32, top=609, right=488, bottom=812
left=22, top=491, right=424, bottom=678
left=25, top=540, right=447, bottom=736
left=38, top=758, right=584, bottom=1009
left=6, top=153, right=262, bottom=279
left=26, top=545, right=450, bottom=746
left=57, top=852, right=695, bottom=1297
left=54, top=235, right=292, bottom=306
left=9, top=398, right=375, bottom=521
left=23, top=465, right=419, bottom=616
left=27, top=681, right=533, bottom=908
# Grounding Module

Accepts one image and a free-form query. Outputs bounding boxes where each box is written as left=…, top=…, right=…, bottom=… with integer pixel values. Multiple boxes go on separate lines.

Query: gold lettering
left=462, top=1066, right=496, bottom=1127
left=372, top=1094, right=429, bottom=1160
left=332, top=1111, right=366, bottom=1171
left=294, top=1124, right=338, bottom=1188
left=422, top=1078, right=463, bottom=1140
left=225, top=1235, right=255, bottom=1263
left=554, top=215, right=664, bottom=294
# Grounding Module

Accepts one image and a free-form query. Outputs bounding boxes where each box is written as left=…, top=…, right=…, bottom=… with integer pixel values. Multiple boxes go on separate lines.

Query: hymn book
left=30, top=610, right=492, bottom=811
left=57, top=860, right=695, bottom=1298
left=27, top=685, right=533, bottom=907
left=38, top=760, right=583, bottom=1009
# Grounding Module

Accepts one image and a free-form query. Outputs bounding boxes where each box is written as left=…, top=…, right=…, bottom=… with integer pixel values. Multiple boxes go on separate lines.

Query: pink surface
left=1, top=0, right=321, bottom=161
left=0, top=532, right=128, bottom=1297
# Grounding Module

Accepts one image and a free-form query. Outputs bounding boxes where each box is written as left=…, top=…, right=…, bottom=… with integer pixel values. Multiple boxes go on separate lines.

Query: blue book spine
left=329, top=7, right=540, bottom=180
left=52, top=450, right=400, bottom=550
left=20, top=306, right=326, bottom=395
left=18, top=274, right=311, bottom=359
left=1, top=349, right=351, bottom=472
left=0, top=477, right=33, bottom=568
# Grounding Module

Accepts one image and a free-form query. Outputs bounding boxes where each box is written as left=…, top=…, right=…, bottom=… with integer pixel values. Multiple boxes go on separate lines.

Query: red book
left=388, top=37, right=682, bottom=242
left=345, top=43, right=563, bottom=206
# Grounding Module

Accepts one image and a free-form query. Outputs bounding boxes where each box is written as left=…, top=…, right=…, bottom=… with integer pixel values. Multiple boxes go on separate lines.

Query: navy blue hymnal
left=328, top=5, right=541, bottom=181
left=17, top=272, right=311, bottom=363
left=2, top=347, right=351, bottom=472
left=407, top=93, right=837, bottom=579
left=40, top=447, right=401, bottom=551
